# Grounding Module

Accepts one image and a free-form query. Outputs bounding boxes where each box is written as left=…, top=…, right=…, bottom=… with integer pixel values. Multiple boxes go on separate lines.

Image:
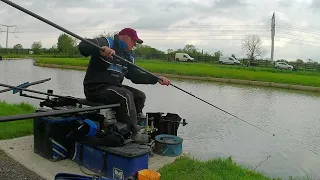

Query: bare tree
left=242, top=35, right=265, bottom=60
left=307, top=58, right=313, bottom=63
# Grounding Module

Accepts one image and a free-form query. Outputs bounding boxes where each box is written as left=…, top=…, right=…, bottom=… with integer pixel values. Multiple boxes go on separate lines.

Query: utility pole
left=0, top=24, right=18, bottom=48
left=271, top=12, right=275, bottom=62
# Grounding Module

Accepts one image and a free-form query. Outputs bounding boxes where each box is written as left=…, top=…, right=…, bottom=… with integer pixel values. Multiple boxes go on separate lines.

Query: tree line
left=1, top=32, right=317, bottom=63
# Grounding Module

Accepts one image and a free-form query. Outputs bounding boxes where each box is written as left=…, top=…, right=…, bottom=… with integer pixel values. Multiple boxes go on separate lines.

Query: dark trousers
left=84, top=84, right=146, bottom=132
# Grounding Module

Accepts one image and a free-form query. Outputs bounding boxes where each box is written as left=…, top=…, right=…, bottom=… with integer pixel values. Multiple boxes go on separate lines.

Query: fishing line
left=172, top=84, right=275, bottom=136
left=0, top=0, right=275, bottom=136
left=253, top=155, right=271, bottom=172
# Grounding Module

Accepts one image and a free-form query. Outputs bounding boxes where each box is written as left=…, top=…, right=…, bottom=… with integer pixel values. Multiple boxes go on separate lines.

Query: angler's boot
left=131, top=130, right=149, bottom=144
left=137, top=112, right=146, bottom=119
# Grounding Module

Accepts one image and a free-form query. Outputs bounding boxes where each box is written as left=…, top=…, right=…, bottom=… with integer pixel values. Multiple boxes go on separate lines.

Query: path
left=0, top=136, right=181, bottom=180
left=0, top=149, right=44, bottom=179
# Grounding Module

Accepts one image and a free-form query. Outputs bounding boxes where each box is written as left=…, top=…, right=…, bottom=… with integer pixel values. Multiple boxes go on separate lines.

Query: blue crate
left=71, top=141, right=151, bottom=180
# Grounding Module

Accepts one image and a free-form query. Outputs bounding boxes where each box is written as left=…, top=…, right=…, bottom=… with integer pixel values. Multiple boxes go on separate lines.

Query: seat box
left=33, top=108, right=83, bottom=161
left=71, top=141, right=151, bottom=180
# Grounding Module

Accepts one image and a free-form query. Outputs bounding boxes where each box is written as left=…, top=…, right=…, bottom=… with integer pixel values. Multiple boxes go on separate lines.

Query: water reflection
left=1, top=60, right=320, bottom=179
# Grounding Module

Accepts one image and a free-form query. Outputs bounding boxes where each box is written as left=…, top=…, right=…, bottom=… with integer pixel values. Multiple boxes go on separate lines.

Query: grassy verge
left=33, top=58, right=320, bottom=87
left=0, top=54, right=84, bottom=59
left=0, top=101, right=35, bottom=140
left=34, top=57, right=89, bottom=66
left=158, top=156, right=312, bottom=180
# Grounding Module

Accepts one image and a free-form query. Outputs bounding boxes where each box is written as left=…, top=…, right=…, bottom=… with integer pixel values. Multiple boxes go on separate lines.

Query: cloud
left=0, top=0, right=320, bottom=61
left=214, top=0, right=247, bottom=8
left=277, top=0, right=293, bottom=7
left=310, top=0, right=320, bottom=8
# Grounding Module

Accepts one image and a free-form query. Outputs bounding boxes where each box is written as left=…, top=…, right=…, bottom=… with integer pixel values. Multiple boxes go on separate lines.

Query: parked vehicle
left=218, top=56, right=240, bottom=65
left=274, top=62, right=293, bottom=70
left=175, top=53, right=195, bottom=62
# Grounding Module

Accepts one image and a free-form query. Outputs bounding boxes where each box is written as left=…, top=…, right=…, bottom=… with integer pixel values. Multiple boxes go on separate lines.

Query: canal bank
left=34, top=62, right=320, bottom=93
left=0, top=100, right=280, bottom=180
left=0, top=136, right=183, bottom=180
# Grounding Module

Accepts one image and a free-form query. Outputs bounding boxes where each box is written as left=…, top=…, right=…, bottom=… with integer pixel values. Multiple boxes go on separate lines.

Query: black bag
left=69, top=122, right=132, bottom=147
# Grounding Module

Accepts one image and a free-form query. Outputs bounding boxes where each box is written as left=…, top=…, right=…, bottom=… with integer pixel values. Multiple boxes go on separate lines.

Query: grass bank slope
left=0, top=101, right=35, bottom=140
left=34, top=58, right=320, bottom=87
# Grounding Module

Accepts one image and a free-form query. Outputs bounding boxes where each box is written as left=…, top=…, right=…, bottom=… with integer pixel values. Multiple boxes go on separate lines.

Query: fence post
left=304, top=63, right=306, bottom=70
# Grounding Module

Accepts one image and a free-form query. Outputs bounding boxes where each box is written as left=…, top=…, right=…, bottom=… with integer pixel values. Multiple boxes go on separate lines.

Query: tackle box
left=33, top=108, right=83, bottom=161
left=71, top=141, right=152, bottom=180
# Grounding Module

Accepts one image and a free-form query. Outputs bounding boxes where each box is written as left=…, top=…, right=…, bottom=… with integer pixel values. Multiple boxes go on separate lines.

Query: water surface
left=1, top=60, right=320, bottom=179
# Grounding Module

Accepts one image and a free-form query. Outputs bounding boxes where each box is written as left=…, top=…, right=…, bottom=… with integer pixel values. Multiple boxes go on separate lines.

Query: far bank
left=32, top=58, right=320, bottom=93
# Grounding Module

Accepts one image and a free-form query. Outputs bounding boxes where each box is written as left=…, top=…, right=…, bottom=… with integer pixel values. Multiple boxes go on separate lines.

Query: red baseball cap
left=118, top=28, right=143, bottom=44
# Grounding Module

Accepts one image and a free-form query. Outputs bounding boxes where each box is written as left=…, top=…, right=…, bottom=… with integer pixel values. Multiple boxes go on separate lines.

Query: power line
left=276, top=40, right=320, bottom=48
left=13, top=29, right=270, bottom=35
left=9, top=30, right=320, bottom=46
left=6, top=23, right=320, bottom=35
left=4, top=21, right=320, bottom=50
left=277, top=26, right=320, bottom=36
left=0, top=24, right=19, bottom=48
left=9, top=24, right=269, bottom=34
left=276, top=31, right=320, bottom=40
left=276, top=36, right=320, bottom=45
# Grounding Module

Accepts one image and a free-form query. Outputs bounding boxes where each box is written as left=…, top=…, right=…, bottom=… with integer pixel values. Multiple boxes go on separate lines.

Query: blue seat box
left=71, top=141, right=151, bottom=180
left=33, top=109, right=84, bottom=162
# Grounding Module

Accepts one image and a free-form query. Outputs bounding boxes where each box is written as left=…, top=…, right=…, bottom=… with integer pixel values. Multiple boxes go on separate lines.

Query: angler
left=78, top=28, right=172, bottom=143
left=0, top=0, right=275, bottom=136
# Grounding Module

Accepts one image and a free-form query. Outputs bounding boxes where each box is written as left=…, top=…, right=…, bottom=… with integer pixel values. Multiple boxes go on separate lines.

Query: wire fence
left=0, top=48, right=81, bottom=57
left=1, top=48, right=319, bottom=71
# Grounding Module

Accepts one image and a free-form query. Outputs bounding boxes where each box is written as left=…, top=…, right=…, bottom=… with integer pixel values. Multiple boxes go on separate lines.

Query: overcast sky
left=0, top=0, right=320, bottom=62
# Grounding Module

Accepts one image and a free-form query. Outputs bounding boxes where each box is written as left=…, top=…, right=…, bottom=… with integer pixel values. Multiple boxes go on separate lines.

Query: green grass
left=158, top=156, right=313, bottom=180
left=1, top=54, right=84, bottom=59
left=35, top=57, right=89, bottom=66
left=0, top=101, right=35, bottom=140
left=34, top=58, right=320, bottom=87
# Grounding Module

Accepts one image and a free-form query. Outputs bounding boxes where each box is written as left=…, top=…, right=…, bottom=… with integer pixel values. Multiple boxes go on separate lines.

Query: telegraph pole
left=0, top=24, right=18, bottom=48
left=271, top=12, right=275, bottom=62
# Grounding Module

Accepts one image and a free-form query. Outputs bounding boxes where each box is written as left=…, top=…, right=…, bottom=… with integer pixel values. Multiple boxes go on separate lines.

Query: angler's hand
left=158, top=76, right=171, bottom=86
left=100, top=46, right=115, bottom=58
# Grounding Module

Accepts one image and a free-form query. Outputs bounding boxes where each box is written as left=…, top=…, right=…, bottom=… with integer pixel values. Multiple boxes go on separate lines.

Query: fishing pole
left=0, top=0, right=275, bottom=136
left=0, top=81, right=79, bottom=100
left=0, top=103, right=121, bottom=123
left=0, top=78, right=51, bottom=93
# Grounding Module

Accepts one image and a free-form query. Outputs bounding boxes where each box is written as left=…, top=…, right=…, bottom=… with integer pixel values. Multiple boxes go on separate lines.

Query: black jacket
left=78, top=35, right=159, bottom=87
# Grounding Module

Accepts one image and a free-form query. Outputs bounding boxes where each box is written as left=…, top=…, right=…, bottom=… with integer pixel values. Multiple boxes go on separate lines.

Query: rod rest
left=77, top=98, right=109, bottom=107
